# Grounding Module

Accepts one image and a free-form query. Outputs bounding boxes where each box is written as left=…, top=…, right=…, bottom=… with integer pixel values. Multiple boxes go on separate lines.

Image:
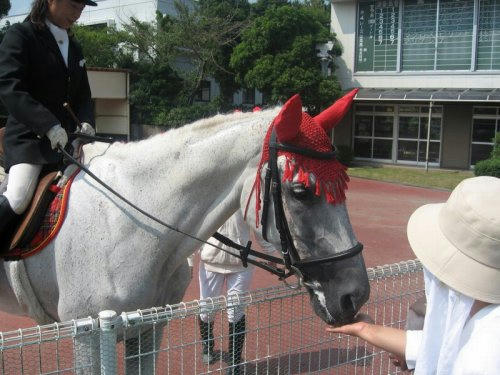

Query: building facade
left=1, top=0, right=191, bottom=28
left=331, top=0, right=500, bottom=169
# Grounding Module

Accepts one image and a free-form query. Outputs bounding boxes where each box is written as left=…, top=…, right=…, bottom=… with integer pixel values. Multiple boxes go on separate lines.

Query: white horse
left=0, top=92, right=369, bottom=373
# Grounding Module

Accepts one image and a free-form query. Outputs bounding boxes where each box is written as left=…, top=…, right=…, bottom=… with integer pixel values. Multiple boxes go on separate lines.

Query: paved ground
left=0, top=177, right=450, bottom=332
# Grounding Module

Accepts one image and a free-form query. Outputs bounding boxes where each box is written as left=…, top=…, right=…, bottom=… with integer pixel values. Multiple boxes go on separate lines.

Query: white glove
left=80, top=122, right=95, bottom=136
left=46, top=124, right=68, bottom=149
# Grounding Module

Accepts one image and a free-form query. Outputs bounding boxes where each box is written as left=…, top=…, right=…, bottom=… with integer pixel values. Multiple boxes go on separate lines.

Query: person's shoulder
left=454, top=306, right=500, bottom=374
left=8, top=21, right=33, bottom=33
left=475, top=304, right=500, bottom=321
left=3, top=21, right=35, bottom=40
left=466, top=304, right=500, bottom=342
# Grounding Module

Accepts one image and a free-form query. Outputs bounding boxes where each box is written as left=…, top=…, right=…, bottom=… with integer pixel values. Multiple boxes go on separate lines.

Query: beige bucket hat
left=407, top=176, right=500, bottom=303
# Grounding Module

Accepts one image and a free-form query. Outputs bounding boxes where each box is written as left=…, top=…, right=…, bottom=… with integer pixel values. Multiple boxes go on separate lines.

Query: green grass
left=347, top=165, right=474, bottom=190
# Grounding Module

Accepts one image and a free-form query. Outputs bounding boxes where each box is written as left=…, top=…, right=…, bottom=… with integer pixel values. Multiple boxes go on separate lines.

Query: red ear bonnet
left=250, top=90, right=358, bottom=227
left=273, top=94, right=302, bottom=142
left=314, top=88, right=358, bottom=131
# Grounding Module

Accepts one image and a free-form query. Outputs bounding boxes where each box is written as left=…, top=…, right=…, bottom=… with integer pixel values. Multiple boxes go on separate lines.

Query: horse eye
left=291, top=182, right=310, bottom=201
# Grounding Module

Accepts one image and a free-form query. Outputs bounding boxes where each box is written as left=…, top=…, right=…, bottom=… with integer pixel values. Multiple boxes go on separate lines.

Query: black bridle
left=255, top=129, right=363, bottom=282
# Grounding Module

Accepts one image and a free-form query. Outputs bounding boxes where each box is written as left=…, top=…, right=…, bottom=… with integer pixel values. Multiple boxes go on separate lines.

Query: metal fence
left=1, top=259, right=424, bottom=375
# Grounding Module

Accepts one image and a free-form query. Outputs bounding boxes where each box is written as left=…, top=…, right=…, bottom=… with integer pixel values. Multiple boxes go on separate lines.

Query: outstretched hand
left=325, top=313, right=374, bottom=338
left=326, top=313, right=408, bottom=367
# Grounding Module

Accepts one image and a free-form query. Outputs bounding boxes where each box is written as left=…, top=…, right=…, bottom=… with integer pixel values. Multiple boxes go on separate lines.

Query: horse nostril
left=340, top=293, right=356, bottom=313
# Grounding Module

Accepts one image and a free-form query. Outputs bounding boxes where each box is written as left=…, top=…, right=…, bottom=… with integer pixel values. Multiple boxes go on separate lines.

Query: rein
left=58, top=139, right=290, bottom=279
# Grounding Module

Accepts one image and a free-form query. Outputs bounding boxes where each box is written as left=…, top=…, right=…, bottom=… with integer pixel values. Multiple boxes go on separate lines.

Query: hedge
left=474, top=157, right=500, bottom=178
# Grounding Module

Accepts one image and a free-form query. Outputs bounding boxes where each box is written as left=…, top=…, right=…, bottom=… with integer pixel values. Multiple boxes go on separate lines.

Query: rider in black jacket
left=0, top=0, right=97, bottom=242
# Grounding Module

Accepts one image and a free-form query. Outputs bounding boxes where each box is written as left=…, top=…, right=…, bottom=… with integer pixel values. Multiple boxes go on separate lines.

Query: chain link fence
left=1, top=259, right=424, bottom=374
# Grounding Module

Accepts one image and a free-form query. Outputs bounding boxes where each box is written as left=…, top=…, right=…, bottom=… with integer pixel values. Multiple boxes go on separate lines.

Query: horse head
left=244, top=90, right=370, bottom=325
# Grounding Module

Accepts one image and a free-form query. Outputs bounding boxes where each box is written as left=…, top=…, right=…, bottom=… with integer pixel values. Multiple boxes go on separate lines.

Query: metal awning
left=354, top=88, right=500, bottom=102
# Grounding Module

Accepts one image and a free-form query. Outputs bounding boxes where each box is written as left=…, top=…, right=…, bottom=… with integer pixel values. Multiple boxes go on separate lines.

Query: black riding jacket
left=0, top=21, right=94, bottom=173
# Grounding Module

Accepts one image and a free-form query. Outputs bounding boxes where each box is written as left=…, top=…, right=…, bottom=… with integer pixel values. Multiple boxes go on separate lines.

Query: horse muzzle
left=302, top=261, right=370, bottom=325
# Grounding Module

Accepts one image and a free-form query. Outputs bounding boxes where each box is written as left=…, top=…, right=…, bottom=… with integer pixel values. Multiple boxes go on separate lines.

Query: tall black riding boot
left=226, top=315, right=246, bottom=375
left=198, top=317, right=217, bottom=364
left=0, top=195, right=20, bottom=253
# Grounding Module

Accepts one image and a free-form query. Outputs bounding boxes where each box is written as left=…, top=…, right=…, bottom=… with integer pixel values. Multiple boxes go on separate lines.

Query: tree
left=0, top=0, right=10, bottom=20
left=250, top=0, right=288, bottom=17
left=196, top=0, right=251, bottom=103
left=0, top=0, right=10, bottom=42
left=72, top=25, right=129, bottom=68
left=230, top=3, right=342, bottom=114
left=113, top=1, right=250, bottom=125
left=73, top=20, right=184, bottom=125
left=154, top=1, right=249, bottom=105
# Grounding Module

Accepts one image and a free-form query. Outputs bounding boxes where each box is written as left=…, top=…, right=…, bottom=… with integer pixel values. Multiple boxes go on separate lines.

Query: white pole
left=425, top=101, right=434, bottom=172
left=99, top=310, right=118, bottom=375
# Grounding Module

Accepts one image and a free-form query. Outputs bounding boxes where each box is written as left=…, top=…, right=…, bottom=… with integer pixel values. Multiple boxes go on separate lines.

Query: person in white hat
left=326, top=176, right=500, bottom=374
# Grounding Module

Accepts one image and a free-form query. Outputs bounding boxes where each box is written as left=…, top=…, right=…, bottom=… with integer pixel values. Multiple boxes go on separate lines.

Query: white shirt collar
left=45, top=19, right=69, bottom=44
left=45, top=19, right=69, bottom=67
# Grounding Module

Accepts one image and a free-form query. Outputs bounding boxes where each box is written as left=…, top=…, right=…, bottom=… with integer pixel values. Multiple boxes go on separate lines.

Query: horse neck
left=83, top=110, right=278, bottom=259
left=130, top=111, right=275, bottom=186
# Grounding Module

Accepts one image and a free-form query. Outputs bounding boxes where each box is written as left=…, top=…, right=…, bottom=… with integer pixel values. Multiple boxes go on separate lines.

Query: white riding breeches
left=3, top=163, right=42, bottom=214
left=198, top=262, right=253, bottom=323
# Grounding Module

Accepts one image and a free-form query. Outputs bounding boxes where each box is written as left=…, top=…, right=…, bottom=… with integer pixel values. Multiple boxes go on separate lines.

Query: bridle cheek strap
left=262, top=129, right=364, bottom=279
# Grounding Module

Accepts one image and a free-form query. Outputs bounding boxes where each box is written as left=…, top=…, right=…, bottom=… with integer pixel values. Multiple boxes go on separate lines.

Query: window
left=353, top=105, right=395, bottom=160
left=356, top=0, right=500, bottom=72
left=242, top=88, right=255, bottom=105
left=357, top=1, right=399, bottom=71
left=477, top=0, right=500, bottom=69
left=353, top=104, right=442, bottom=165
left=402, top=0, right=474, bottom=71
left=471, top=106, right=500, bottom=164
left=195, top=80, right=211, bottom=102
left=261, top=91, right=270, bottom=105
left=397, top=106, right=442, bottom=164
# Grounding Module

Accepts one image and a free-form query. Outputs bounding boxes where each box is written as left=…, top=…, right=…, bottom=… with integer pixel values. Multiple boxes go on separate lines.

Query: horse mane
left=166, top=106, right=279, bottom=142
left=82, top=107, right=281, bottom=165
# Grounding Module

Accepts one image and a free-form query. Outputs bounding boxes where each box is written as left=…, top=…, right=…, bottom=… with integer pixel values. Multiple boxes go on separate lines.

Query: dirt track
left=0, top=177, right=450, bottom=332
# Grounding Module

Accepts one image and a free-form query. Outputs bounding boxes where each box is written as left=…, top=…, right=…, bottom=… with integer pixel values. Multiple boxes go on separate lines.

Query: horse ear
left=274, top=94, right=303, bottom=142
left=314, top=88, right=358, bottom=132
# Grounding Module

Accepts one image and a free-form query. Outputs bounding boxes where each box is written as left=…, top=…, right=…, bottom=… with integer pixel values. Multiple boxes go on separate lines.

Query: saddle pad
left=3, top=170, right=79, bottom=261
left=10, top=171, right=60, bottom=250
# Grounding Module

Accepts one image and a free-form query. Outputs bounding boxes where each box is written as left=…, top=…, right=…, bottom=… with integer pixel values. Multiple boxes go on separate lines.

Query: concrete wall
left=88, top=68, right=130, bottom=139
left=331, top=1, right=357, bottom=90
left=94, top=99, right=130, bottom=136
left=441, top=104, right=473, bottom=169
left=88, top=70, right=128, bottom=99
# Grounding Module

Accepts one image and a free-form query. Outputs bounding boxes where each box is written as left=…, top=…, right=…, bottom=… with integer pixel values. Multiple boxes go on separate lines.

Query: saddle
left=0, top=127, right=61, bottom=255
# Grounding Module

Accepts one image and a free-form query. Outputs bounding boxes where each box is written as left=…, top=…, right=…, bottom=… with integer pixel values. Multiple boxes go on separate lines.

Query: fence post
left=99, top=310, right=118, bottom=375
